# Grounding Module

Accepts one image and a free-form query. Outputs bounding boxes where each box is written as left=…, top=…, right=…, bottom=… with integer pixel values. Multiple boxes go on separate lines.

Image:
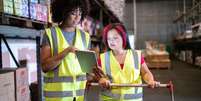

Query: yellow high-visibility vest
left=100, top=49, right=143, bottom=101
left=43, top=26, right=90, bottom=101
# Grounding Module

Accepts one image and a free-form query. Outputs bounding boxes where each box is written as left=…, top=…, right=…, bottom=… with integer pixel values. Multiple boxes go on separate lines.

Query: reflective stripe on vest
left=102, top=50, right=142, bottom=100
left=80, top=30, right=87, bottom=48
left=50, top=27, right=58, bottom=56
left=44, top=89, right=85, bottom=97
left=105, top=52, right=113, bottom=82
left=102, top=89, right=142, bottom=100
left=132, top=50, right=139, bottom=70
left=44, top=75, right=86, bottom=83
left=124, top=93, right=143, bottom=100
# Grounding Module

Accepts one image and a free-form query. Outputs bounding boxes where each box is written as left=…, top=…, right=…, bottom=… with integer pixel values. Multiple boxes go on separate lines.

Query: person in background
left=81, top=16, right=93, bottom=35
left=94, top=23, right=160, bottom=101
left=40, top=0, right=90, bottom=101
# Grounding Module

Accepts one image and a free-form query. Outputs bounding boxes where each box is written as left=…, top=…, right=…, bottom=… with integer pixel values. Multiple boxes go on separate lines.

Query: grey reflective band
left=102, top=90, right=121, bottom=99
left=76, top=75, right=87, bottom=81
left=50, top=27, right=58, bottom=55
left=135, top=87, right=138, bottom=94
left=44, top=75, right=86, bottom=83
left=105, top=52, right=112, bottom=82
left=80, top=30, right=87, bottom=49
left=44, top=91, right=73, bottom=98
left=102, top=90, right=142, bottom=100
left=44, top=76, right=73, bottom=83
left=50, top=28, right=60, bottom=77
left=123, top=87, right=143, bottom=99
left=44, top=89, right=85, bottom=98
left=132, top=50, right=139, bottom=70
left=76, top=89, right=85, bottom=96
left=124, top=93, right=143, bottom=99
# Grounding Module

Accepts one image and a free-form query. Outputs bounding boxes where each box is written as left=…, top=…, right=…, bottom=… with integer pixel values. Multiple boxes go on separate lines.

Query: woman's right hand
left=99, top=78, right=110, bottom=89
left=66, top=46, right=78, bottom=53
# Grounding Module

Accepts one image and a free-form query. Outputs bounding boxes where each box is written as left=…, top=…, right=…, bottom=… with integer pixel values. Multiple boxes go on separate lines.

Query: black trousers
left=73, top=97, right=76, bottom=101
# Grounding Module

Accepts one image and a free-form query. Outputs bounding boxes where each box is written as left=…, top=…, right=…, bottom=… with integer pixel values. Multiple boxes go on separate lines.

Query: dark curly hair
left=51, top=0, right=90, bottom=23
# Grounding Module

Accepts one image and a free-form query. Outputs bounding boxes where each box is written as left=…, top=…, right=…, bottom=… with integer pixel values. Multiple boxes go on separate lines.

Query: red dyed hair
left=102, top=23, right=127, bottom=49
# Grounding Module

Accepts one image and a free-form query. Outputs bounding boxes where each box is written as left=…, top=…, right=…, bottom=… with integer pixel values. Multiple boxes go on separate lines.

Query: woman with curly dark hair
left=41, top=0, right=90, bottom=101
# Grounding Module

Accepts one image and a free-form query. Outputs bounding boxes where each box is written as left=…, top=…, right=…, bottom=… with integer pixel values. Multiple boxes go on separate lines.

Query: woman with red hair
left=96, top=23, right=159, bottom=101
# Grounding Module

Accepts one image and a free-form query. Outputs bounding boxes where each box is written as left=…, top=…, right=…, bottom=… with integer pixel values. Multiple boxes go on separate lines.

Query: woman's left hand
left=148, top=80, right=160, bottom=88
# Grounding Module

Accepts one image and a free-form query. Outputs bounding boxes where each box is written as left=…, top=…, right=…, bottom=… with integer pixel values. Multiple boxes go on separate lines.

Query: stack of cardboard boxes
left=0, top=67, right=30, bottom=101
left=0, top=71, right=15, bottom=101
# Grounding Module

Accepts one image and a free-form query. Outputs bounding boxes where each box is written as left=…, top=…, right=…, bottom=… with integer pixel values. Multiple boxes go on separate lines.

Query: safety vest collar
left=55, top=26, right=87, bottom=50
left=103, top=50, right=140, bottom=82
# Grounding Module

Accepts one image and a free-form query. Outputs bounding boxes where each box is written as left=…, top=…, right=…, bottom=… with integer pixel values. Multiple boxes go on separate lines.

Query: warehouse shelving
left=0, top=25, right=43, bottom=101
left=173, top=37, right=201, bottom=63
left=173, top=0, right=201, bottom=67
left=1, top=0, right=49, bottom=100
left=0, top=12, right=48, bottom=29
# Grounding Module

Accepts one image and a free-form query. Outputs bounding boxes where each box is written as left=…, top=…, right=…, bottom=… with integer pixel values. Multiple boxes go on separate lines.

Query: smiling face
left=107, top=29, right=123, bottom=51
left=64, top=8, right=82, bottom=27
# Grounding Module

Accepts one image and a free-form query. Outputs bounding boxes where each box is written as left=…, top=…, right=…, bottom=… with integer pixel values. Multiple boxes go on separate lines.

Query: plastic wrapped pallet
left=144, top=41, right=171, bottom=69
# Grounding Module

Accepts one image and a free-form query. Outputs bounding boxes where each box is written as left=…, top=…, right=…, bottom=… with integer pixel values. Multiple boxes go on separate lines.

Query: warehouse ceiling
left=89, top=0, right=121, bottom=25
left=125, top=0, right=133, bottom=3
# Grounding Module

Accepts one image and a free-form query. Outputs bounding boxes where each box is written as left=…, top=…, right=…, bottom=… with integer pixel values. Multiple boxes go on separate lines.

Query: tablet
left=76, top=50, right=98, bottom=73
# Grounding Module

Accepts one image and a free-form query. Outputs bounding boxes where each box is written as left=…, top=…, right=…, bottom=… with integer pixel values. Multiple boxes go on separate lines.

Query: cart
left=90, top=81, right=174, bottom=101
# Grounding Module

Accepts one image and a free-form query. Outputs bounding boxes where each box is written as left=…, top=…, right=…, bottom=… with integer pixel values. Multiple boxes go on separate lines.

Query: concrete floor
left=144, top=60, right=201, bottom=101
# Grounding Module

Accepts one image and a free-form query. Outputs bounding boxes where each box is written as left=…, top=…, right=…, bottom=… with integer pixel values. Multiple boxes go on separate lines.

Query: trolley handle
left=90, top=83, right=170, bottom=88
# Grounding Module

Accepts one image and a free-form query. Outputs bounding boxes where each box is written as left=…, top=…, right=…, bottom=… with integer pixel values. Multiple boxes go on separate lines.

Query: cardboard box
left=0, top=67, right=30, bottom=101
left=17, top=86, right=30, bottom=101
left=36, top=4, right=47, bottom=22
left=2, top=68, right=29, bottom=87
left=0, top=71, right=15, bottom=101
left=30, top=3, right=37, bottom=20
left=145, top=54, right=169, bottom=62
left=13, top=2, right=29, bottom=17
left=146, top=61, right=171, bottom=69
left=29, top=0, right=38, bottom=3
left=0, top=0, right=14, bottom=14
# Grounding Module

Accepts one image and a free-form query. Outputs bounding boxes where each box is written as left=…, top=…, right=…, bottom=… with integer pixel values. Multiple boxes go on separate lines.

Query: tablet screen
left=76, top=50, right=98, bottom=73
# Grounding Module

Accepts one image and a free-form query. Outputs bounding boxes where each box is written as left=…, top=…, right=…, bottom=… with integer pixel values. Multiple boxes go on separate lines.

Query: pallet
left=145, top=54, right=171, bottom=69
left=147, top=61, right=171, bottom=69
left=145, top=54, right=169, bottom=60
left=0, top=13, right=49, bottom=29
